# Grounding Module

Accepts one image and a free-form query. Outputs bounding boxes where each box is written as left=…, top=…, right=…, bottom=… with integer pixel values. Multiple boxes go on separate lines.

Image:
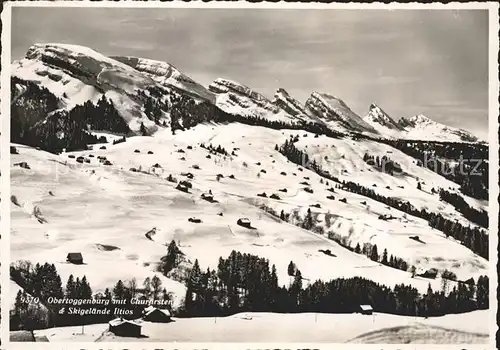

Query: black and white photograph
left=3, top=2, right=498, bottom=345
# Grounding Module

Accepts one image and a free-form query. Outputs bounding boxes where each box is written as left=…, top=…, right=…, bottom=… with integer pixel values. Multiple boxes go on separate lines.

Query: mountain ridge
left=305, top=92, right=379, bottom=135
left=12, top=42, right=483, bottom=144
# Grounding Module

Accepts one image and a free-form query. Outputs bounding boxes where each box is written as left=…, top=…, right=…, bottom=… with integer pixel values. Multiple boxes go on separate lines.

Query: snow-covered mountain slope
left=208, top=79, right=303, bottom=123
left=111, top=56, right=215, bottom=103
left=305, top=92, right=379, bottom=135
left=398, top=114, right=481, bottom=143
left=12, top=43, right=163, bottom=133
left=272, top=88, right=310, bottom=120
left=11, top=123, right=487, bottom=311
left=364, top=103, right=405, bottom=137
left=33, top=310, right=488, bottom=343
left=363, top=104, right=483, bottom=143
left=291, top=132, right=487, bottom=231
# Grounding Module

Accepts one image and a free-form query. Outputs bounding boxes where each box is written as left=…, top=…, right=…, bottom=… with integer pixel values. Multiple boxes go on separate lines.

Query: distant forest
left=10, top=249, right=489, bottom=330
left=11, top=78, right=128, bottom=153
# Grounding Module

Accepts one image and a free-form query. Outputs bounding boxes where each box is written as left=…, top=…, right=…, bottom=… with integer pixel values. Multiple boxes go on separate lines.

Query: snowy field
left=11, top=123, right=488, bottom=308
left=32, top=310, right=489, bottom=343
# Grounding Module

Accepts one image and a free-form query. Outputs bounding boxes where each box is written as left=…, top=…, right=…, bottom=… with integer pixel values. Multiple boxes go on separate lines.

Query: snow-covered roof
left=144, top=306, right=171, bottom=317
left=360, top=305, right=373, bottom=311
left=109, top=318, right=141, bottom=327
left=239, top=218, right=251, bottom=223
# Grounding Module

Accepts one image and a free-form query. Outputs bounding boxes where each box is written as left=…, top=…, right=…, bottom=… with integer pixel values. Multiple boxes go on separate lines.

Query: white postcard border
left=1, top=1, right=498, bottom=349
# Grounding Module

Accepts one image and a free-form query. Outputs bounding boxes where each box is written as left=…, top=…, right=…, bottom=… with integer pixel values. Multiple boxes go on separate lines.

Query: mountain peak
left=111, top=55, right=214, bottom=102
left=208, top=78, right=301, bottom=123
left=398, top=114, right=480, bottom=142
left=311, top=91, right=349, bottom=109
left=209, top=78, right=268, bottom=102
left=398, top=114, right=434, bottom=129
left=272, top=88, right=309, bottom=120
left=364, top=103, right=404, bottom=132
left=411, top=114, right=433, bottom=124
left=25, top=43, right=135, bottom=72
left=305, top=92, right=378, bottom=134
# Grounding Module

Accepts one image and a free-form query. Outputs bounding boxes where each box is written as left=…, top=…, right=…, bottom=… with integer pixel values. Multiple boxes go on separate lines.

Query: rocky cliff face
left=13, top=43, right=164, bottom=134
left=364, top=103, right=404, bottom=131
left=111, top=56, right=215, bottom=103
left=272, top=88, right=310, bottom=121
left=24, top=43, right=155, bottom=95
left=305, top=92, right=378, bottom=134
left=208, top=78, right=297, bottom=123
left=12, top=43, right=483, bottom=146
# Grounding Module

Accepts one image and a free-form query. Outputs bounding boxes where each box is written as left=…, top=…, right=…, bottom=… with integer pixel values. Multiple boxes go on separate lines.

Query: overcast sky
left=12, top=8, right=489, bottom=139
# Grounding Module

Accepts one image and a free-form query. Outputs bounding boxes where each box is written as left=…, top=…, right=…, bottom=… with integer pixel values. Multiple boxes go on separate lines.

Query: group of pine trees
left=10, top=261, right=92, bottom=329
left=10, top=247, right=490, bottom=331
left=180, top=251, right=281, bottom=316
left=141, top=93, right=164, bottom=124
left=10, top=261, right=171, bottom=330
left=278, top=138, right=341, bottom=183
left=277, top=138, right=323, bottom=174
left=170, top=94, right=218, bottom=133
left=179, top=250, right=489, bottom=318
left=11, top=77, right=60, bottom=145
left=438, top=189, right=488, bottom=228
left=353, top=244, right=410, bottom=272
left=159, top=240, right=184, bottom=276
left=11, top=83, right=129, bottom=154
left=362, top=152, right=402, bottom=175
left=200, top=143, right=230, bottom=156
left=112, top=136, right=127, bottom=145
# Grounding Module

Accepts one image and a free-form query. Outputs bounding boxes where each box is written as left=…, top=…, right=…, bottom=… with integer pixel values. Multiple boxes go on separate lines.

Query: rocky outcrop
left=111, top=56, right=215, bottom=103
left=208, top=78, right=299, bottom=123
left=365, top=103, right=404, bottom=131
left=305, top=92, right=378, bottom=134
left=272, top=88, right=310, bottom=121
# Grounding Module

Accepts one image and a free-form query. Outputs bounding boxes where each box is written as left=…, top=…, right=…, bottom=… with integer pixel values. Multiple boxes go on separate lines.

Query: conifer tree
left=151, top=275, right=162, bottom=300
left=382, top=248, right=388, bottom=265
left=143, top=277, right=152, bottom=298
left=113, top=280, right=126, bottom=300
left=410, top=265, right=416, bottom=278
left=79, top=276, right=92, bottom=299
left=287, top=261, right=296, bottom=277
left=370, top=244, right=379, bottom=262
left=185, top=259, right=203, bottom=314
left=354, top=243, right=361, bottom=254
left=65, top=275, right=76, bottom=299
left=140, top=122, right=148, bottom=136
left=163, top=240, right=181, bottom=275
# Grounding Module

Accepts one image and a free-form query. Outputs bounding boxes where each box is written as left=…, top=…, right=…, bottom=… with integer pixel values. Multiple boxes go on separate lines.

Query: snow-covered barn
left=142, top=306, right=171, bottom=323
left=109, top=318, right=141, bottom=337
left=359, top=304, right=373, bottom=315
left=66, top=252, right=83, bottom=264
left=237, top=218, right=252, bottom=228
